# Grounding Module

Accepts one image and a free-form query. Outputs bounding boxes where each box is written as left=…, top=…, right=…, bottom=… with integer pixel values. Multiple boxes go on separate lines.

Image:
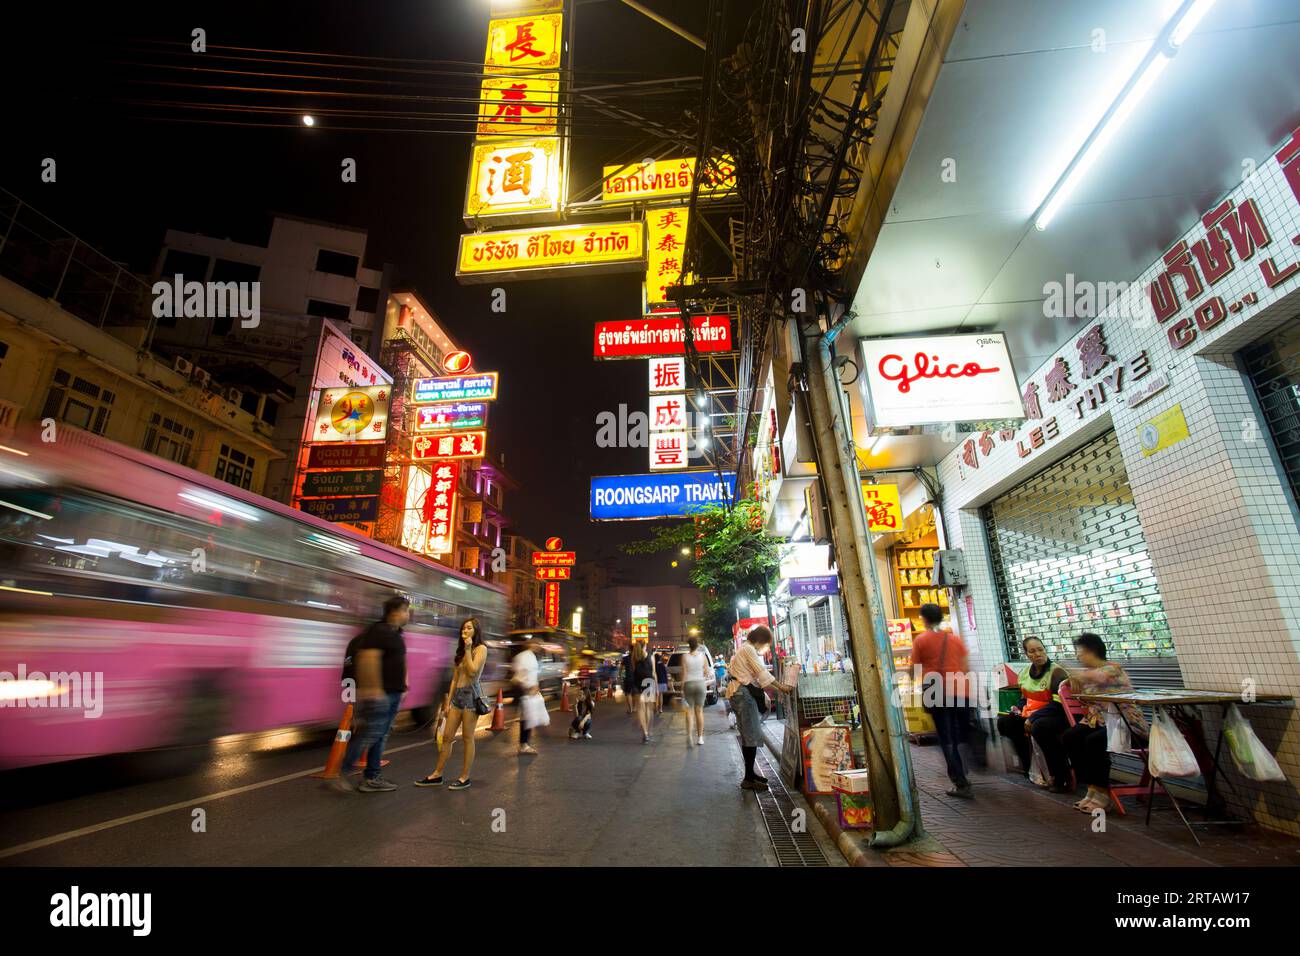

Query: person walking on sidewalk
left=621, top=651, right=637, bottom=715
left=912, top=603, right=974, bottom=799
left=726, top=626, right=794, bottom=790
left=336, top=595, right=410, bottom=793
left=631, top=643, right=656, bottom=742
left=654, top=652, right=669, bottom=715
left=996, top=636, right=1071, bottom=791
left=680, top=637, right=709, bottom=747
left=511, top=636, right=542, bottom=756
left=415, top=618, right=487, bottom=791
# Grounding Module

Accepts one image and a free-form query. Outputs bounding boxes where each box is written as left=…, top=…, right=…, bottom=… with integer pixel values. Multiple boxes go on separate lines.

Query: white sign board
left=859, top=333, right=1024, bottom=432
left=649, top=431, right=687, bottom=470
left=649, top=393, right=687, bottom=431
left=648, top=357, right=685, bottom=393
left=780, top=541, right=832, bottom=580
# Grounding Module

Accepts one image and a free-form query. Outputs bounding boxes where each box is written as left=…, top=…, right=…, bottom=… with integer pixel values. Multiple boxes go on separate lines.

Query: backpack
left=340, top=628, right=369, bottom=684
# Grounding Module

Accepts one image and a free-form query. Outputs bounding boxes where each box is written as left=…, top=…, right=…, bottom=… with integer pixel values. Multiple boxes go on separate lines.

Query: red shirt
left=911, top=628, right=969, bottom=686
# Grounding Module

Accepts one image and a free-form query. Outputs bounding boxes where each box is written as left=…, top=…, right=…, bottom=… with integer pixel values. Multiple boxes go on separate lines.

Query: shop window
left=981, top=431, right=1174, bottom=664
left=143, top=412, right=195, bottom=466
left=1242, top=321, right=1300, bottom=512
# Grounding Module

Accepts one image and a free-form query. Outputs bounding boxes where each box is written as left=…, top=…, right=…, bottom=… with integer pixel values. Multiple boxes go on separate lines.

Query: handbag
left=474, top=692, right=491, bottom=716
left=747, top=681, right=768, bottom=714
left=1104, top=705, right=1132, bottom=754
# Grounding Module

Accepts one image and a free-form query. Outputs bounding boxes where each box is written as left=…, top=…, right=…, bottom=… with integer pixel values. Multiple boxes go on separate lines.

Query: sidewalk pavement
left=760, top=720, right=1300, bottom=867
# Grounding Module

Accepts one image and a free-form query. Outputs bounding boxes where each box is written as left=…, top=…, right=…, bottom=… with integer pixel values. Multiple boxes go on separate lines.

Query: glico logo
left=877, top=352, right=1001, bottom=394
left=443, top=350, right=472, bottom=372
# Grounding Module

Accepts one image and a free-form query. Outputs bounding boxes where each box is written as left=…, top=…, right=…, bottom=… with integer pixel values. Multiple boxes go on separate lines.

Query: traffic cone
left=490, top=689, right=507, bottom=732
left=312, top=704, right=354, bottom=779
left=560, top=681, right=572, bottom=712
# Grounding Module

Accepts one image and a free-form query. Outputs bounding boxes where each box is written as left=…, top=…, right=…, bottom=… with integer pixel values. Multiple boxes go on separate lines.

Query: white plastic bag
left=1105, top=705, right=1132, bottom=754
left=522, top=692, right=551, bottom=729
left=1148, top=708, right=1200, bottom=778
left=1028, top=738, right=1051, bottom=788
left=1223, top=704, right=1286, bottom=782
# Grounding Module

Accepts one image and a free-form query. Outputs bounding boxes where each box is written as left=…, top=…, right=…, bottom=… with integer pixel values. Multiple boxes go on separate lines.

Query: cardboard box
left=830, top=768, right=871, bottom=793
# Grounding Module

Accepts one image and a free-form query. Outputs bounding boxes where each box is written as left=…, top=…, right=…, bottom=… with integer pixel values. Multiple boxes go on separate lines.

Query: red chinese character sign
left=649, top=357, right=685, bottom=393
left=412, top=430, right=487, bottom=461
left=534, top=537, right=573, bottom=627
left=423, top=461, right=461, bottom=556
left=544, top=582, right=560, bottom=627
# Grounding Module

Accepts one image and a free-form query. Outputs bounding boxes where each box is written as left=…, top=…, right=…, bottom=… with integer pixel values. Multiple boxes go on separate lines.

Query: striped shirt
left=730, top=642, right=775, bottom=689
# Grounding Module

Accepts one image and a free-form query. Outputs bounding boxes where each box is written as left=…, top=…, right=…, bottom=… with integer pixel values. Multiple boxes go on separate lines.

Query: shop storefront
left=1242, top=319, right=1300, bottom=512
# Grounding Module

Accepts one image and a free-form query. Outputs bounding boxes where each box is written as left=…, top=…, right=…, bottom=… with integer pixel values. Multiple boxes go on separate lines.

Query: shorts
left=451, top=686, right=477, bottom=710
left=657, top=682, right=668, bottom=693
left=682, top=680, right=706, bottom=707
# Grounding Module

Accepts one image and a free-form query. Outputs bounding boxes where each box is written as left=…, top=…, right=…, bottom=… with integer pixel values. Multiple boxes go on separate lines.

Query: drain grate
left=751, top=749, right=830, bottom=867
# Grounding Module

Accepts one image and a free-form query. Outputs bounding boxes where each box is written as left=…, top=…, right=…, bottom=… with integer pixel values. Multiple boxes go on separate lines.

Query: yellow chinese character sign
left=602, top=155, right=738, bottom=201
left=464, top=138, right=563, bottom=223
left=457, top=221, right=646, bottom=282
left=485, top=14, right=564, bottom=72
left=477, top=73, right=559, bottom=137
left=861, top=482, right=904, bottom=533
left=645, top=206, right=694, bottom=307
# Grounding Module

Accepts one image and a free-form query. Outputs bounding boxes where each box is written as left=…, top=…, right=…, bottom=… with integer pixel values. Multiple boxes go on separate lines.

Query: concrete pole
left=801, top=324, right=901, bottom=831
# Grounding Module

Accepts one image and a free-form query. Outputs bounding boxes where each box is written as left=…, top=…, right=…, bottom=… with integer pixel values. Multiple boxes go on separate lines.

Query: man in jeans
left=912, top=602, right=973, bottom=799
left=337, top=595, right=410, bottom=793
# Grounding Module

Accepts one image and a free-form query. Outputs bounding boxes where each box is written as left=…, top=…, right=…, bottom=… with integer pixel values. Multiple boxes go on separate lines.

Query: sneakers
left=414, top=775, right=443, bottom=787
left=568, top=729, right=580, bottom=739
left=697, top=736, right=704, bottom=745
left=945, top=781, right=974, bottom=799
left=358, top=776, right=398, bottom=792
left=583, top=733, right=593, bottom=739
left=448, top=778, right=472, bottom=791
left=332, top=773, right=358, bottom=793
left=519, top=745, right=539, bottom=756
left=740, top=778, right=769, bottom=791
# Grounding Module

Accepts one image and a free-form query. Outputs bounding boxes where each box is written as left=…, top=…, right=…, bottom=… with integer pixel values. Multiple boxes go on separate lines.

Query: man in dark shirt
left=337, top=595, right=409, bottom=793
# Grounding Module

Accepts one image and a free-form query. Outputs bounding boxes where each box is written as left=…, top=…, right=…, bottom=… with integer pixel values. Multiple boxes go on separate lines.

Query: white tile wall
left=931, top=127, right=1300, bottom=835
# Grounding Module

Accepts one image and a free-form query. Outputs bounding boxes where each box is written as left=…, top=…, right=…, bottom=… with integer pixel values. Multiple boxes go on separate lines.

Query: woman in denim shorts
left=417, top=618, right=487, bottom=791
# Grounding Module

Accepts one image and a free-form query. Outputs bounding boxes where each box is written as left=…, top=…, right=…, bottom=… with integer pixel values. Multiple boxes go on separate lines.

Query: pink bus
left=0, top=427, right=506, bottom=771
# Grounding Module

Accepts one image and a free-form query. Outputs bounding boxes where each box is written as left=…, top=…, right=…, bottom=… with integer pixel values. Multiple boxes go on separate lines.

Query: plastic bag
left=1223, top=704, right=1286, bottom=782
left=1105, top=706, right=1132, bottom=754
left=522, top=692, right=551, bottom=729
left=1028, top=738, right=1051, bottom=788
left=1148, top=708, right=1200, bottom=778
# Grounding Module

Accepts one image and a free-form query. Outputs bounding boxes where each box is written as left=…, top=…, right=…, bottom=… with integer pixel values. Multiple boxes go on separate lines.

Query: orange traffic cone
left=312, top=704, right=355, bottom=779
left=560, top=681, right=572, bottom=712
left=490, top=689, right=507, bottom=732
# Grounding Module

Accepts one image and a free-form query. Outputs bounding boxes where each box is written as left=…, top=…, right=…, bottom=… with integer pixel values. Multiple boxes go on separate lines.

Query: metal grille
left=751, top=748, right=829, bottom=867
left=1242, top=319, right=1300, bottom=511
left=982, top=431, right=1174, bottom=664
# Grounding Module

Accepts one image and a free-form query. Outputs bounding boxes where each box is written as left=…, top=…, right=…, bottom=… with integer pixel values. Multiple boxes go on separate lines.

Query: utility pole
left=799, top=316, right=902, bottom=832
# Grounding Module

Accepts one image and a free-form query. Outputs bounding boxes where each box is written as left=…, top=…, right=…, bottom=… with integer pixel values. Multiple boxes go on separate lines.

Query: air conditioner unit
left=192, top=368, right=212, bottom=389
left=225, top=387, right=243, bottom=405
left=172, top=355, right=194, bottom=376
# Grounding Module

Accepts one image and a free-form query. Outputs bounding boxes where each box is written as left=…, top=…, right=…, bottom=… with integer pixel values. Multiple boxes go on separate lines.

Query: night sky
left=4, top=0, right=723, bottom=586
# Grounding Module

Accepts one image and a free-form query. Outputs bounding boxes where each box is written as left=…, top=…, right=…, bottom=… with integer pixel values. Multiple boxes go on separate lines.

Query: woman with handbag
left=416, top=618, right=488, bottom=791
left=727, top=626, right=794, bottom=791
left=631, top=643, right=657, bottom=743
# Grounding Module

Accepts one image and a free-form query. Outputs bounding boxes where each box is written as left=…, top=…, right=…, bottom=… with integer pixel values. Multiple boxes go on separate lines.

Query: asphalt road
left=0, top=697, right=786, bottom=866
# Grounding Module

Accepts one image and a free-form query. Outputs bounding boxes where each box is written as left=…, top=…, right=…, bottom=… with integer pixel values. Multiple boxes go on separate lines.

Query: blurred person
left=912, top=603, right=974, bottom=798
left=1062, top=633, right=1149, bottom=813
left=335, top=595, right=410, bottom=793
left=714, top=655, right=727, bottom=688
left=727, top=626, right=794, bottom=790
left=680, top=637, right=709, bottom=747
left=511, top=636, right=542, bottom=756
left=996, top=636, right=1071, bottom=791
left=622, top=650, right=637, bottom=714
left=631, top=643, right=656, bottom=742
left=569, top=685, right=595, bottom=739
left=415, top=618, right=487, bottom=791
left=655, top=652, right=669, bottom=715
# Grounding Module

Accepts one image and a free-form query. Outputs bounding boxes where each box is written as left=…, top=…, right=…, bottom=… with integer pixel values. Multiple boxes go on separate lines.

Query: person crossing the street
left=335, top=595, right=409, bottom=793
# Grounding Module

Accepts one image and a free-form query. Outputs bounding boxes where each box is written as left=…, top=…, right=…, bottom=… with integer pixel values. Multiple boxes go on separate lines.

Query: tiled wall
left=932, top=128, right=1300, bottom=835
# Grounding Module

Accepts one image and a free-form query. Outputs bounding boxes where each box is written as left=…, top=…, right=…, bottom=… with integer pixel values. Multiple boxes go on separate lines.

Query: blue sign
left=590, top=471, right=737, bottom=521
left=789, top=575, right=839, bottom=597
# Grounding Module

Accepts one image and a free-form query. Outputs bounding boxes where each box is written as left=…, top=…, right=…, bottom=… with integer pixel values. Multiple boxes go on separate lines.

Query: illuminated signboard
left=593, top=315, right=732, bottom=359
left=299, top=496, right=380, bottom=524
left=645, top=206, right=694, bottom=308
left=412, top=431, right=487, bottom=461
left=532, top=550, right=577, bottom=567
left=601, top=155, right=737, bottom=201
left=416, top=402, right=488, bottom=431
left=311, top=386, right=390, bottom=442
left=456, top=221, right=645, bottom=283
left=412, top=373, right=499, bottom=403
left=465, top=138, right=564, bottom=224
left=307, top=443, right=385, bottom=469
left=477, top=73, right=559, bottom=137
left=589, top=470, right=737, bottom=521
left=649, top=393, right=687, bottom=431
left=444, top=350, right=472, bottom=372
left=535, top=566, right=572, bottom=581
left=544, top=582, right=560, bottom=627
left=861, top=482, right=904, bottom=533
left=649, top=357, right=685, bottom=393
left=315, top=322, right=392, bottom=390
left=858, top=332, right=1024, bottom=433
left=649, top=432, right=687, bottom=470
left=301, top=469, right=384, bottom=498
left=484, top=14, right=564, bottom=72
left=424, top=460, right=461, bottom=555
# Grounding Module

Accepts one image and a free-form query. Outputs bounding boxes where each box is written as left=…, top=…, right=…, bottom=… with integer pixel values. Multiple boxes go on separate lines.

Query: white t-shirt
left=511, top=649, right=538, bottom=688
left=682, top=649, right=708, bottom=682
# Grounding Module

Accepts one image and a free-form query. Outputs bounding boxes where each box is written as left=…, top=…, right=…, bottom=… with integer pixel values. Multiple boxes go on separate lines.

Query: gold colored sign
left=860, top=482, right=904, bottom=533
left=645, top=205, right=694, bottom=308
left=457, top=221, right=646, bottom=283
left=477, top=73, right=559, bottom=137
left=602, top=155, right=738, bottom=201
left=464, top=137, right=563, bottom=222
left=484, top=14, right=564, bottom=73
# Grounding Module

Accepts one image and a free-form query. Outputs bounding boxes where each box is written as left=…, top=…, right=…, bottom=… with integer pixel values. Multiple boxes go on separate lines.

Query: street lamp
left=680, top=547, right=690, bottom=556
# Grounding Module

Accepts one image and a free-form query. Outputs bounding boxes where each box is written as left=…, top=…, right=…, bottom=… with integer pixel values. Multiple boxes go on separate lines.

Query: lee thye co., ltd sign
left=589, top=470, right=737, bottom=521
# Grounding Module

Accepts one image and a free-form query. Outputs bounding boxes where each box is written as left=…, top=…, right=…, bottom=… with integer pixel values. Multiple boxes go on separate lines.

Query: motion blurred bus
left=0, top=427, right=506, bottom=772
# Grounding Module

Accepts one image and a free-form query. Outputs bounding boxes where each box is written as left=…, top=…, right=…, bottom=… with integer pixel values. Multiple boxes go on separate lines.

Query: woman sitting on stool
left=996, top=636, right=1071, bottom=792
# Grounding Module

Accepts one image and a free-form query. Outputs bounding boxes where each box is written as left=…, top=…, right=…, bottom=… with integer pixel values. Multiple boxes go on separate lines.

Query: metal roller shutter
left=1241, top=320, right=1300, bottom=511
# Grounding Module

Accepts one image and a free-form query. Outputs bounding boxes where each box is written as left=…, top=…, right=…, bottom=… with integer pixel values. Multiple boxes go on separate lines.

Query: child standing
left=569, top=686, right=595, bottom=739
